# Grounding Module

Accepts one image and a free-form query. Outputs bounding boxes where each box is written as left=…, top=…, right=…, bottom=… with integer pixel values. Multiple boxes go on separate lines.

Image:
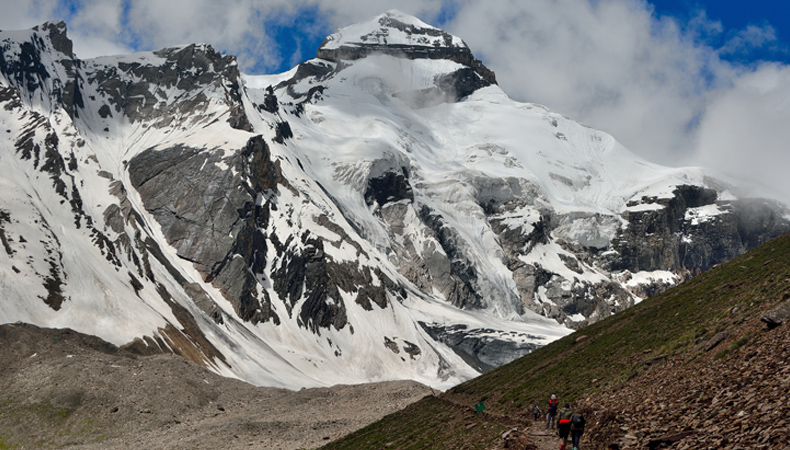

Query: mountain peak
left=318, top=10, right=467, bottom=54
left=315, top=11, right=496, bottom=89
left=31, top=21, right=73, bottom=58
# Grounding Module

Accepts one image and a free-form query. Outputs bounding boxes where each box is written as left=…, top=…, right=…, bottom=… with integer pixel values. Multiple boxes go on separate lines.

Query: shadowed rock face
left=365, top=168, right=413, bottom=207
left=87, top=43, right=251, bottom=131
left=0, top=22, right=84, bottom=118
left=128, top=134, right=407, bottom=335
left=129, top=136, right=281, bottom=326
left=417, top=205, right=485, bottom=310
left=611, top=186, right=789, bottom=274
left=419, top=322, right=540, bottom=372
left=316, top=16, right=496, bottom=87
left=461, top=176, right=790, bottom=328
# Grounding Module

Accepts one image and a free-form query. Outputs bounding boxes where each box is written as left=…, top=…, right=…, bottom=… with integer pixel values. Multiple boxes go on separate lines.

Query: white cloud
left=0, top=0, right=131, bottom=58
left=1, top=0, right=789, bottom=203
left=720, top=24, right=777, bottom=55
left=0, top=0, right=59, bottom=29
left=69, top=0, right=124, bottom=37
left=444, top=0, right=717, bottom=164
left=122, top=0, right=280, bottom=70
left=694, top=63, right=790, bottom=200
left=315, top=0, right=444, bottom=28
left=442, top=0, right=789, bottom=202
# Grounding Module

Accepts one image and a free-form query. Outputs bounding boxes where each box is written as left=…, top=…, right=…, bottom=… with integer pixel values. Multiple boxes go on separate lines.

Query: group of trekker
left=534, top=394, right=586, bottom=450
left=533, top=395, right=621, bottom=450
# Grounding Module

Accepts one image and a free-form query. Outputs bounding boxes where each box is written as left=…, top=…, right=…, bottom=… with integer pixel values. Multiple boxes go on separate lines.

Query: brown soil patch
left=0, top=323, right=432, bottom=449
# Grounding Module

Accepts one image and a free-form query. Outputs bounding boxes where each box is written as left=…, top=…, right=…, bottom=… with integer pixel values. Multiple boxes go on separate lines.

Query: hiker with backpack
left=533, top=404, right=542, bottom=421
left=545, top=394, right=559, bottom=429
left=556, top=403, right=573, bottom=443
left=570, top=410, right=586, bottom=450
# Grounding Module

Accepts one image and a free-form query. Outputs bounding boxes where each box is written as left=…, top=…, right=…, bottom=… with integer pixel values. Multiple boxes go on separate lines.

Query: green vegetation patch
left=323, top=234, right=790, bottom=450
left=451, top=234, right=790, bottom=414
left=0, top=400, right=102, bottom=448
left=321, top=396, right=508, bottom=450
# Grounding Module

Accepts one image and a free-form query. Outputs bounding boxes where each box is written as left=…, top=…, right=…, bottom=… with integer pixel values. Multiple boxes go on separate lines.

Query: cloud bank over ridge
left=2, top=0, right=788, bottom=202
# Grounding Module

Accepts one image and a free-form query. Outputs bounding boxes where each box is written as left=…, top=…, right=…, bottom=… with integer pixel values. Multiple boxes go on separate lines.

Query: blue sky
left=650, top=0, right=789, bottom=64
left=652, top=0, right=788, bottom=42
left=1, top=0, right=789, bottom=201
left=263, top=1, right=790, bottom=74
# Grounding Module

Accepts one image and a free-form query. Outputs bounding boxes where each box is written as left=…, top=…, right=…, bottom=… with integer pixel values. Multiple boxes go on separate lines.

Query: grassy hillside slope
left=323, top=233, right=790, bottom=450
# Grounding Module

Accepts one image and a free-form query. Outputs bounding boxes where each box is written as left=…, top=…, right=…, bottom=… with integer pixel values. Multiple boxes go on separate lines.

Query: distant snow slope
left=0, top=13, right=787, bottom=390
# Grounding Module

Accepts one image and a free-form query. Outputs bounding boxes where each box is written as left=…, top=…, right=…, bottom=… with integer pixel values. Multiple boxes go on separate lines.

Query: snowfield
left=0, top=13, right=787, bottom=390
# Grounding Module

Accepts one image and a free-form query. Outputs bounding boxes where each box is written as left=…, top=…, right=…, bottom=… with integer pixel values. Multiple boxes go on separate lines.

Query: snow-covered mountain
left=0, top=13, right=787, bottom=389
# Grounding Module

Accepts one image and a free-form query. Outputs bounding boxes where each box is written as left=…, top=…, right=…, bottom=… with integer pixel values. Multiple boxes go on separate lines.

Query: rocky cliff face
left=316, top=12, right=496, bottom=92
left=610, top=185, right=787, bottom=274
left=0, top=14, right=788, bottom=390
left=0, top=22, right=83, bottom=117
left=85, top=43, right=251, bottom=131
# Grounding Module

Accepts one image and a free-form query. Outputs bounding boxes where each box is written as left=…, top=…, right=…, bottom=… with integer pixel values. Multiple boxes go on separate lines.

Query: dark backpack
left=571, top=414, right=585, bottom=426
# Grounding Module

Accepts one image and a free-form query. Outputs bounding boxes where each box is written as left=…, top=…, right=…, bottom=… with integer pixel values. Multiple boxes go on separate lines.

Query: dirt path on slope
left=525, top=417, right=563, bottom=450
left=440, top=396, right=568, bottom=450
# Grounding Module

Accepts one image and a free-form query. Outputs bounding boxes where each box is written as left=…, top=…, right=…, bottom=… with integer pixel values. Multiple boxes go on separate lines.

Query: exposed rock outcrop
left=316, top=11, right=496, bottom=86
left=87, top=43, right=251, bottom=130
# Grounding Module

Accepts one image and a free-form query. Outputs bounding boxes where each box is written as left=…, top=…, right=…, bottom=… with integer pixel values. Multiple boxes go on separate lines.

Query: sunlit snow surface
left=239, top=48, right=717, bottom=387
left=0, top=18, right=748, bottom=391
left=320, top=10, right=466, bottom=51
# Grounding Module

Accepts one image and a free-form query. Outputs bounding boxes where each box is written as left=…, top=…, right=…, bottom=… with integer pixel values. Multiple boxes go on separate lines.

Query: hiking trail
left=526, top=417, right=565, bottom=450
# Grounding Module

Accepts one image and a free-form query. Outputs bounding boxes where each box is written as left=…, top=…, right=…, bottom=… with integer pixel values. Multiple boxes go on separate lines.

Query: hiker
left=533, top=405, right=542, bottom=421
left=557, top=403, right=573, bottom=443
left=570, top=410, right=586, bottom=450
left=545, top=394, right=559, bottom=429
